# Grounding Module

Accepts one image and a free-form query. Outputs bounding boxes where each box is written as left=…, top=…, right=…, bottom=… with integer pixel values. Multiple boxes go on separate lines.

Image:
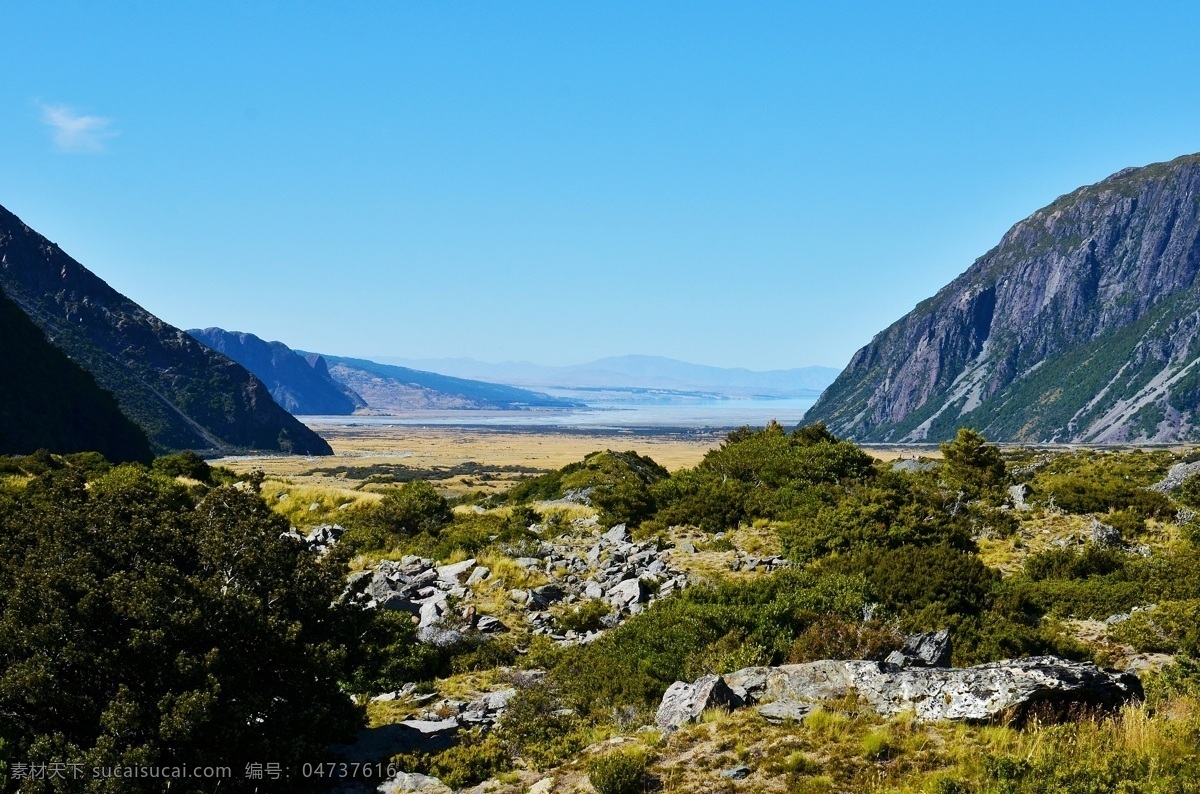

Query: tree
left=940, top=428, right=1007, bottom=498
left=0, top=466, right=362, bottom=792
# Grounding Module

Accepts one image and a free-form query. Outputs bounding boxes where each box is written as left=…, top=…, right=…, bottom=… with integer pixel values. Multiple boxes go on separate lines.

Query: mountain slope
left=806, top=153, right=1200, bottom=443
left=0, top=287, right=153, bottom=462
left=314, top=355, right=580, bottom=412
left=189, top=328, right=364, bottom=415
left=375, top=354, right=839, bottom=397
left=0, top=205, right=331, bottom=455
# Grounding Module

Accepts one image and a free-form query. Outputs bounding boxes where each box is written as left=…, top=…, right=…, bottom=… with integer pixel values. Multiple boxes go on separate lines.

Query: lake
left=298, top=397, right=816, bottom=431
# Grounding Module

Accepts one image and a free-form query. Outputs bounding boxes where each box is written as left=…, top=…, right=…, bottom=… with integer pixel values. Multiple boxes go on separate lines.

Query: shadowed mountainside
left=0, top=204, right=331, bottom=455
left=0, top=286, right=152, bottom=462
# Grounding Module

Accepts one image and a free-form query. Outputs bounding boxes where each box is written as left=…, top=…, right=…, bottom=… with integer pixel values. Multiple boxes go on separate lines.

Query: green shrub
left=557, top=599, right=612, bottom=633
left=496, top=684, right=584, bottom=770
left=152, top=449, right=212, bottom=482
left=1023, top=546, right=1128, bottom=581
left=427, top=732, right=511, bottom=789
left=587, top=749, right=648, bottom=794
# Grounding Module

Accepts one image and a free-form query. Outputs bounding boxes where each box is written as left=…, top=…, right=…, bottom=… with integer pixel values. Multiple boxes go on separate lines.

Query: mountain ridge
left=373, top=354, right=839, bottom=398
left=805, top=152, right=1200, bottom=443
left=0, top=204, right=331, bottom=455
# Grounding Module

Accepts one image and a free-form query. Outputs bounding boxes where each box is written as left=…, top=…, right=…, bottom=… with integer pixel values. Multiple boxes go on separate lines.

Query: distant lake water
left=298, top=397, right=816, bottom=431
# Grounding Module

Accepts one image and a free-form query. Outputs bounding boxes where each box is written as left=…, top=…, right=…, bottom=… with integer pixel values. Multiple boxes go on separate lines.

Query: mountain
left=0, top=286, right=153, bottom=462
left=0, top=205, right=331, bottom=455
left=189, top=328, right=364, bottom=415
left=374, top=354, right=839, bottom=398
left=313, top=354, right=580, bottom=412
left=806, top=153, right=1200, bottom=443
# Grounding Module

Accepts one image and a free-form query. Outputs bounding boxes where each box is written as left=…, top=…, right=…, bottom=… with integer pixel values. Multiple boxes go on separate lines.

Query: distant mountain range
left=807, top=153, right=1200, bottom=443
left=374, top=355, right=840, bottom=398
left=0, top=204, right=331, bottom=456
left=188, top=329, right=580, bottom=414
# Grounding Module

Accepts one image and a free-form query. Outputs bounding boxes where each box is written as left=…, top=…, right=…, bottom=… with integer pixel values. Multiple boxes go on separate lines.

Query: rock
left=885, top=629, right=952, bottom=668
left=722, top=766, right=751, bottom=781
left=606, top=578, right=646, bottom=610
left=526, top=778, right=554, bottom=794
left=476, top=616, right=508, bottom=633
left=532, top=584, right=566, bottom=604
left=603, top=524, right=630, bottom=544
left=1091, top=519, right=1123, bottom=548
left=377, top=772, right=449, bottom=793
left=655, top=674, right=745, bottom=730
left=755, top=700, right=814, bottom=722
left=1009, top=483, right=1032, bottom=511
left=436, top=558, right=476, bottom=584
left=515, top=557, right=542, bottom=569
left=1150, top=461, right=1200, bottom=493
left=415, top=627, right=465, bottom=647
left=465, top=565, right=491, bottom=586
left=891, top=458, right=937, bottom=474
left=675, top=539, right=696, bottom=553
left=484, top=688, right=516, bottom=711
left=418, top=597, right=447, bottom=628
left=721, top=656, right=1142, bottom=724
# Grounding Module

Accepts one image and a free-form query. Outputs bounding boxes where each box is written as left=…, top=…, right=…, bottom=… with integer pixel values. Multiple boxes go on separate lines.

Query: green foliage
left=347, top=480, right=454, bottom=550
left=426, top=732, right=511, bottom=789
left=587, top=749, right=649, bottom=794
left=1028, top=450, right=1174, bottom=517
left=346, top=609, right=447, bottom=691
left=552, top=570, right=873, bottom=716
left=1024, top=546, right=1129, bottom=581
left=557, top=599, right=612, bottom=633
left=498, top=451, right=668, bottom=525
left=786, top=615, right=903, bottom=663
left=940, top=428, right=1008, bottom=498
left=496, top=684, right=584, bottom=770
left=0, top=466, right=362, bottom=791
left=152, top=450, right=213, bottom=482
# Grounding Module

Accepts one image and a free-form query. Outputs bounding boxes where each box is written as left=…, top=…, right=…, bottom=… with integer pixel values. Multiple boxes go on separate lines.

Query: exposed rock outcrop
left=656, top=674, right=745, bottom=730
left=806, top=153, right=1200, bottom=443
left=660, top=656, right=1141, bottom=727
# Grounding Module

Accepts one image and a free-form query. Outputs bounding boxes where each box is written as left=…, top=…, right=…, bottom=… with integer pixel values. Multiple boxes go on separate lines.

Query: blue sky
left=5, top=2, right=1200, bottom=371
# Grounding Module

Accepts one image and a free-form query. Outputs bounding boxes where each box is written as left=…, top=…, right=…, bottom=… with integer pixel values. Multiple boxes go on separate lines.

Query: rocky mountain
left=189, top=328, right=364, bottom=415
left=379, top=354, right=839, bottom=398
left=313, top=354, right=580, bottom=413
left=0, top=286, right=153, bottom=462
left=0, top=204, right=331, bottom=455
left=806, top=153, right=1200, bottom=443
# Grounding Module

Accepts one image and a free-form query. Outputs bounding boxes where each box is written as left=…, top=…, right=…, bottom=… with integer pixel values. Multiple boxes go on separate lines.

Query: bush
left=940, top=428, right=1008, bottom=498
left=427, top=732, right=511, bottom=789
left=587, top=749, right=648, bottom=794
left=0, top=467, right=363, bottom=790
left=786, top=615, right=903, bottom=663
left=557, top=599, right=612, bottom=633
left=496, top=683, right=584, bottom=770
left=152, top=449, right=213, bottom=482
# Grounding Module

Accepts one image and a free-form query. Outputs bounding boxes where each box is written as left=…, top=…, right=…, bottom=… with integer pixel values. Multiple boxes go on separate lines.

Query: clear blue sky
left=5, top=2, right=1200, bottom=371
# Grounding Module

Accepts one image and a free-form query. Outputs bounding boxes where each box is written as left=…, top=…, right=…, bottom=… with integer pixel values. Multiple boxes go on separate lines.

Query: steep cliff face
left=189, top=328, right=364, bottom=415
left=0, top=205, right=332, bottom=455
left=806, top=153, right=1200, bottom=443
left=0, top=287, right=153, bottom=462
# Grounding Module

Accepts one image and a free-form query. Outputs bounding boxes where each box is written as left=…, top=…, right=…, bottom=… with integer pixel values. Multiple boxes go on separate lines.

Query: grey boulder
left=885, top=629, right=953, bottom=668
left=722, top=656, right=1141, bottom=724
left=656, top=674, right=744, bottom=730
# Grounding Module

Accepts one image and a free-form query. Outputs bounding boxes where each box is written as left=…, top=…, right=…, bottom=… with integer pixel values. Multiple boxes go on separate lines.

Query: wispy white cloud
left=38, top=102, right=118, bottom=153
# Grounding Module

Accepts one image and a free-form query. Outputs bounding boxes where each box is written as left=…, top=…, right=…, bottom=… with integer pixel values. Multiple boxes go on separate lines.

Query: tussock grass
left=261, top=478, right=376, bottom=526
